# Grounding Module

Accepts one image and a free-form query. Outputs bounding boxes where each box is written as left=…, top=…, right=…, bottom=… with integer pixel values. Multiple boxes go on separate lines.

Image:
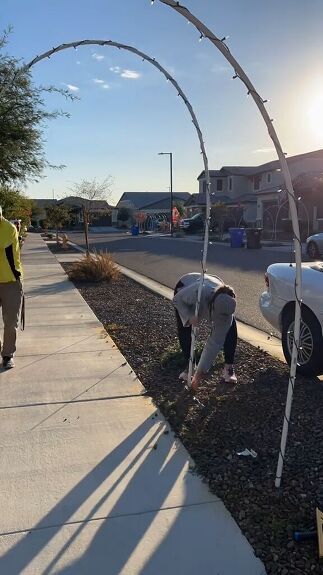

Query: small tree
left=46, top=204, right=71, bottom=243
left=69, top=177, right=113, bottom=214
left=210, top=202, right=229, bottom=239
left=118, top=206, right=132, bottom=227
left=293, top=172, right=323, bottom=204
left=173, top=201, right=185, bottom=218
left=0, top=185, right=33, bottom=228
left=68, top=177, right=114, bottom=249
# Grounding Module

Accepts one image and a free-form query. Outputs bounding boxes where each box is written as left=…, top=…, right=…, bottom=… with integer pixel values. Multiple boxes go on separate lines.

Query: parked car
left=306, top=232, right=323, bottom=259
left=179, top=213, right=204, bottom=233
left=259, top=261, right=323, bottom=376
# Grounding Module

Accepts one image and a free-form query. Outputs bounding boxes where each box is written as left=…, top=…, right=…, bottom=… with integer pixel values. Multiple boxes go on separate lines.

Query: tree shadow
left=48, top=429, right=187, bottom=575
left=0, top=416, right=186, bottom=575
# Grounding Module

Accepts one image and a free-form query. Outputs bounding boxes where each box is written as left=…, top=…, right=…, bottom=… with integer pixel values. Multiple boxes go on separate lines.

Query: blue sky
left=3, top=0, right=323, bottom=204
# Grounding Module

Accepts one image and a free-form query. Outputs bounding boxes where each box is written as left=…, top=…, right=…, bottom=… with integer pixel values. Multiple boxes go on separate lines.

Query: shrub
left=67, top=251, right=120, bottom=283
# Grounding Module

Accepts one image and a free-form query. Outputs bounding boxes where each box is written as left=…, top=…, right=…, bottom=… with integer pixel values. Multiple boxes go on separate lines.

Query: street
left=67, top=231, right=301, bottom=336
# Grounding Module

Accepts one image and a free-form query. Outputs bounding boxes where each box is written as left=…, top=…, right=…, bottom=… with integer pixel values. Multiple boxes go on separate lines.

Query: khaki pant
left=0, top=281, right=23, bottom=358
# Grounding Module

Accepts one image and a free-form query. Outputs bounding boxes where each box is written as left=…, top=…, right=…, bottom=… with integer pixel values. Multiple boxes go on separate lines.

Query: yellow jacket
left=0, top=218, right=23, bottom=283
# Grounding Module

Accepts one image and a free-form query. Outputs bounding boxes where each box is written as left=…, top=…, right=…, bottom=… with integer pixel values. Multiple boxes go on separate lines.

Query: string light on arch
left=154, top=0, right=303, bottom=489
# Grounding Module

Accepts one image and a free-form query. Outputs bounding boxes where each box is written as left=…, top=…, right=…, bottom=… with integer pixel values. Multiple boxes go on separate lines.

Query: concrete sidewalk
left=0, top=234, right=266, bottom=575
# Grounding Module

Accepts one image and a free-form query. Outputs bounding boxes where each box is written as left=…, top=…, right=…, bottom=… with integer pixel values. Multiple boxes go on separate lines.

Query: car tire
left=307, top=241, right=319, bottom=260
left=282, top=306, right=323, bottom=376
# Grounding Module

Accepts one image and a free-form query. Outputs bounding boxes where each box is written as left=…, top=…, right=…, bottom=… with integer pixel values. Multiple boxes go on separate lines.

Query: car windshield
left=310, top=264, right=323, bottom=272
left=191, top=213, right=203, bottom=219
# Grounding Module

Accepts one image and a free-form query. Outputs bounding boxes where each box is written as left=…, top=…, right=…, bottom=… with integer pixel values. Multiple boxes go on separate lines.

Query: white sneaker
left=179, top=370, right=188, bottom=381
left=222, top=365, right=237, bottom=384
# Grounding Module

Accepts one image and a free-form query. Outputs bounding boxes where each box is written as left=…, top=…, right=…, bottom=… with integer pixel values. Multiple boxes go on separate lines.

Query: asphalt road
left=68, top=231, right=299, bottom=335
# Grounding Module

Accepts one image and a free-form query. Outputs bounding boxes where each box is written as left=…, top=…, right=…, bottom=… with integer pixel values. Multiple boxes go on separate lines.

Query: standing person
left=0, top=206, right=23, bottom=369
left=173, top=272, right=237, bottom=391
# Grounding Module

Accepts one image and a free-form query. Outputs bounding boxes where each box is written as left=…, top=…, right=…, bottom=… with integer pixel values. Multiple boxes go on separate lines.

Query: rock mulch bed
left=45, top=240, right=80, bottom=254
left=61, top=264, right=323, bottom=574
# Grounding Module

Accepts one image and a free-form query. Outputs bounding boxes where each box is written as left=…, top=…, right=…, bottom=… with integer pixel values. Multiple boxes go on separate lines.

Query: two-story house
left=114, top=191, right=190, bottom=227
left=195, top=148, right=323, bottom=237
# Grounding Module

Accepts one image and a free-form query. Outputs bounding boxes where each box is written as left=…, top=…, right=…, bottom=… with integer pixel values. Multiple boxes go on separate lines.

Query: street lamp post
left=158, top=152, right=173, bottom=236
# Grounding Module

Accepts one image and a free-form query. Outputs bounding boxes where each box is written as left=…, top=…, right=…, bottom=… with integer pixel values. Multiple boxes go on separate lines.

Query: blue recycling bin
left=228, top=227, right=245, bottom=248
left=131, top=225, right=139, bottom=236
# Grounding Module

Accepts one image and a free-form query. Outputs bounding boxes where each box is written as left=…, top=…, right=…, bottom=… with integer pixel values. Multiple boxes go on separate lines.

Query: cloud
left=120, top=69, right=141, bottom=79
left=252, top=147, right=275, bottom=154
left=64, top=83, right=79, bottom=92
left=109, top=66, right=140, bottom=79
left=92, top=78, right=110, bottom=89
left=76, top=61, right=81, bottom=65
left=92, top=53, right=105, bottom=61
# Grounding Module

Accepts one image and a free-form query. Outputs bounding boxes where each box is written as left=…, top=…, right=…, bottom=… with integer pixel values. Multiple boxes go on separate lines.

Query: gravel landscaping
left=59, top=254, right=323, bottom=574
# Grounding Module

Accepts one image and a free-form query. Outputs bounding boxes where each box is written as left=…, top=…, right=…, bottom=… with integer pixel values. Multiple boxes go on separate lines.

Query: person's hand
left=191, top=370, right=206, bottom=392
left=190, top=315, right=199, bottom=327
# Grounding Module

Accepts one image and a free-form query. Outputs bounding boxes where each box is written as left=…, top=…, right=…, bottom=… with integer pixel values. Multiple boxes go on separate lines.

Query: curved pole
left=274, top=198, right=289, bottom=241
left=299, top=200, right=310, bottom=239
left=274, top=197, right=309, bottom=243
left=154, top=0, right=302, bottom=487
left=25, top=38, right=211, bottom=387
left=262, top=207, right=275, bottom=240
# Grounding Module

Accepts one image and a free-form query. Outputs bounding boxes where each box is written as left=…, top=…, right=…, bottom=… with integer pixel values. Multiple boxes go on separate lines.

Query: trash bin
left=245, top=228, right=262, bottom=249
left=228, top=227, right=245, bottom=248
left=131, top=225, right=139, bottom=236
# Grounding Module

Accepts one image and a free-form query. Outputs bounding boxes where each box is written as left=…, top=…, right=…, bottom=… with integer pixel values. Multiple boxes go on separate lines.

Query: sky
left=2, top=0, right=323, bottom=204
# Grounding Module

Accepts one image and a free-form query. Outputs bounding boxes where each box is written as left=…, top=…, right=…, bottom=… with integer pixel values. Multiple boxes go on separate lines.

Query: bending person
left=173, top=272, right=237, bottom=391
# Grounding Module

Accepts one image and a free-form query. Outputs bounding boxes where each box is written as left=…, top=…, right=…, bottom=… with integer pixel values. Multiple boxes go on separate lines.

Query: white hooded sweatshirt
left=173, top=273, right=236, bottom=373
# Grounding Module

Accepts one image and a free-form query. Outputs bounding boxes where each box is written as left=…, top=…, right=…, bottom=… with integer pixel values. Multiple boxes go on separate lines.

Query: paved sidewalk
left=0, top=234, right=266, bottom=575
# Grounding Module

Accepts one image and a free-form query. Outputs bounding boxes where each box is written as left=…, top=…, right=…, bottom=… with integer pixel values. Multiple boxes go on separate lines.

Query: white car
left=306, top=232, right=323, bottom=259
left=259, top=261, right=323, bottom=376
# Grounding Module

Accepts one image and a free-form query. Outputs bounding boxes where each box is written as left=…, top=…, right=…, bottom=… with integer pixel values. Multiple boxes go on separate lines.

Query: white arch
left=155, top=0, right=302, bottom=487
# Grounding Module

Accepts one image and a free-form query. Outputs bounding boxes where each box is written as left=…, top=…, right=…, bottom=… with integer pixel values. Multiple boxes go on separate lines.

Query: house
left=116, top=191, right=190, bottom=212
left=196, top=149, right=323, bottom=237
left=32, top=196, right=114, bottom=228
left=57, top=196, right=113, bottom=227
left=114, top=191, right=191, bottom=226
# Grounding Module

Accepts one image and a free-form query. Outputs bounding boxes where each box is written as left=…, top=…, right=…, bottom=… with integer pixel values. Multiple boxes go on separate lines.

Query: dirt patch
left=61, top=264, right=323, bottom=574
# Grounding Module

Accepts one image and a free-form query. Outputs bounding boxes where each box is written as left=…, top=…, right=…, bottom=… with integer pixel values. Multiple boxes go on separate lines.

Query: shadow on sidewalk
left=0, top=416, right=187, bottom=575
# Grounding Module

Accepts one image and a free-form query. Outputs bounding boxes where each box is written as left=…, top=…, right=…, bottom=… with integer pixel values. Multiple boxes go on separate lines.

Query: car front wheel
left=307, top=241, right=320, bottom=260
left=282, top=307, right=323, bottom=376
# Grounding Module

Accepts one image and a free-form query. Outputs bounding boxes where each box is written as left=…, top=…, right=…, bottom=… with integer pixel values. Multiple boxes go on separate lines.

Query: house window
left=202, top=180, right=206, bottom=194
left=253, top=175, right=261, bottom=191
left=217, top=179, right=223, bottom=191
left=229, top=177, right=232, bottom=191
left=267, top=173, right=271, bottom=184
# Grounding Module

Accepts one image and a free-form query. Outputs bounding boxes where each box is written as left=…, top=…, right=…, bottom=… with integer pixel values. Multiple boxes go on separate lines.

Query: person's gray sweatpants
left=0, top=281, right=23, bottom=358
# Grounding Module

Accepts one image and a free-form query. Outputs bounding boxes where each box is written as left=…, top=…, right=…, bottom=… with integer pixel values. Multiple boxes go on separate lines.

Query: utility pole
left=158, top=152, right=174, bottom=236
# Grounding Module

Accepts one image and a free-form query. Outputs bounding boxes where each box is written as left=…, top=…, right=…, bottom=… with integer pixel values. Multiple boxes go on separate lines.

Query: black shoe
left=2, top=357, right=15, bottom=369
